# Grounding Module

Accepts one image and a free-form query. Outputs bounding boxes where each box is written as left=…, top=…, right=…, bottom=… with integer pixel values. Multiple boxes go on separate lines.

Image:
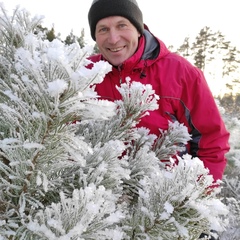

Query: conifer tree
left=65, top=28, right=86, bottom=48
left=0, top=5, right=229, bottom=240
left=177, top=37, right=191, bottom=58
left=218, top=106, right=240, bottom=239
left=191, top=26, right=215, bottom=71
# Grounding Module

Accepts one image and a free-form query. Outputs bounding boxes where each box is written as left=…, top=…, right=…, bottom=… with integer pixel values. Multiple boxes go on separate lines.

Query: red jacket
left=89, top=29, right=230, bottom=182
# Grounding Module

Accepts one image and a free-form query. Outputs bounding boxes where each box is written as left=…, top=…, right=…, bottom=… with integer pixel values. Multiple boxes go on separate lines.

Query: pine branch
left=0, top=6, right=116, bottom=238
left=0, top=6, right=229, bottom=240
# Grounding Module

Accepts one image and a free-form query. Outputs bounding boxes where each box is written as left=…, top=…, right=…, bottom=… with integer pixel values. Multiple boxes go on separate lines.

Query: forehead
left=96, top=16, right=130, bottom=27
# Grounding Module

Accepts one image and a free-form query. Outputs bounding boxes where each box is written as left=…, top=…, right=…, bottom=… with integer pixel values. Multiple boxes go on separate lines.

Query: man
left=88, top=0, right=230, bottom=239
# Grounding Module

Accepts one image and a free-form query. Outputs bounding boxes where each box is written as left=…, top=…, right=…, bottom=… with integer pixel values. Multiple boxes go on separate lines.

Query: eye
left=118, top=23, right=127, bottom=29
left=98, top=27, right=108, bottom=33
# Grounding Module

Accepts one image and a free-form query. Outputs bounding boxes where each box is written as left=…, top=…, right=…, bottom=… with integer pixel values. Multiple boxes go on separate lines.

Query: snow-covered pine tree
left=0, top=5, right=228, bottom=240
left=218, top=104, right=240, bottom=239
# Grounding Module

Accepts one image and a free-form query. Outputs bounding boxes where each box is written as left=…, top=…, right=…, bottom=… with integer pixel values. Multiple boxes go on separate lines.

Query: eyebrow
left=97, top=19, right=130, bottom=28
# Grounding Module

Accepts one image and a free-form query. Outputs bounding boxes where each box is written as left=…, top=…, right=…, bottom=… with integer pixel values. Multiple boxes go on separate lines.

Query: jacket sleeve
left=180, top=67, right=230, bottom=182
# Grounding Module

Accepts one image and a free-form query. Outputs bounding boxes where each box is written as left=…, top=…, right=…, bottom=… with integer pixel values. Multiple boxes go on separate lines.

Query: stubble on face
left=95, top=16, right=140, bottom=66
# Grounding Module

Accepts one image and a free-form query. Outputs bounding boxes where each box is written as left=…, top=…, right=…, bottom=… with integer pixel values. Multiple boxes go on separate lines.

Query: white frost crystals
left=26, top=185, right=125, bottom=240
left=47, top=79, right=68, bottom=98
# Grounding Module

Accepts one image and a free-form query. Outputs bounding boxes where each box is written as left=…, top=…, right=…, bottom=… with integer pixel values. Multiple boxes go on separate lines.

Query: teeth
left=110, top=47, right=123, bottom=52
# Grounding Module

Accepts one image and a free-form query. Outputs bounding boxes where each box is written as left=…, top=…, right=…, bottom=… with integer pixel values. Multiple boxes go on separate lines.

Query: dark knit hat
left=88, top=0, right=144, bottom=41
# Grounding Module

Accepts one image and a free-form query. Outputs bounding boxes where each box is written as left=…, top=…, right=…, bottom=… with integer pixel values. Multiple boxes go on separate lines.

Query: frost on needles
left=0, top=5, right=228, bottom=240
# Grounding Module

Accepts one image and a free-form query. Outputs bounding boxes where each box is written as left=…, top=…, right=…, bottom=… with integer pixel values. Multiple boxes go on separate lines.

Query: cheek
left=95, top=36, right=104, bottom=46
left=131, top=38, right=139, bottom=50
left=95, top=38, right=100, bottom=46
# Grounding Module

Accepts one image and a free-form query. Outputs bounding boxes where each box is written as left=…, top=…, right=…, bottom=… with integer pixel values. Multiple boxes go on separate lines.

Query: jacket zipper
left=118, top=65, right=123, bottom=85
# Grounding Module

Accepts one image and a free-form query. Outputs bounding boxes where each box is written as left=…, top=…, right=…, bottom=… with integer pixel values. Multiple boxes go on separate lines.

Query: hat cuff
left=88, top=0, right=143, bottom=40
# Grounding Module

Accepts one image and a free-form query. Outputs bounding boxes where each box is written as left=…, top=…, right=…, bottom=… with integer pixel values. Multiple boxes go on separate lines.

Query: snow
left=23, top=142, right=45, bottom=150
left=47, top=79, right=68, bottom=98
left=160, top=201, right=174, bottom=220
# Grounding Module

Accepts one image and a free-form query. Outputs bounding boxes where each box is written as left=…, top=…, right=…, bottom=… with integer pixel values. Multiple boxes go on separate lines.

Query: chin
left=108, top=59, right=123, bottom=66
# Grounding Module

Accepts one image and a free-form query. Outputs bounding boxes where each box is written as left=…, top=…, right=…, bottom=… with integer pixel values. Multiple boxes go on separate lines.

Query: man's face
left=95, top=16, right=140, bottom=66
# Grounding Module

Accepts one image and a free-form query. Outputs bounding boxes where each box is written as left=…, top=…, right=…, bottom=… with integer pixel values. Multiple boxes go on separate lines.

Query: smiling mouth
left=109, top=46, right=125, bottom=52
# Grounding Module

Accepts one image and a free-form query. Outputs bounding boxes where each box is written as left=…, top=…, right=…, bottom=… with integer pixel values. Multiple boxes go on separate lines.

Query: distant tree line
left=39, top=24, right=99, bottom=53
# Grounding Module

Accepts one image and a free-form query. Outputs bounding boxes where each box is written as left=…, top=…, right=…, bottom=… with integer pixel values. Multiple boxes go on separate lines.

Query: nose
left=107, top=29, right=120, bottom=44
